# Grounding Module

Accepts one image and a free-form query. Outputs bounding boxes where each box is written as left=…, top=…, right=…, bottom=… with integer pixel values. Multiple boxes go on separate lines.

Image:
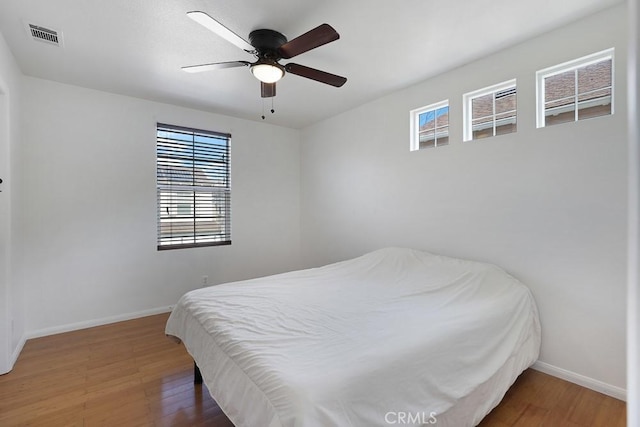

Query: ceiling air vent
left=26, top=23, right=63, bottom=47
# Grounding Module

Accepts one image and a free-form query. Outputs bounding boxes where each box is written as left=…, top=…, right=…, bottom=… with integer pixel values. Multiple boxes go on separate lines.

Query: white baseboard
left=0, top=334, right=27, bottom=375
left=532, top=361, right=627, bottom=401
left=27, top=305, right=174, bottom=340
left=10, top=334, right=26, bottom=368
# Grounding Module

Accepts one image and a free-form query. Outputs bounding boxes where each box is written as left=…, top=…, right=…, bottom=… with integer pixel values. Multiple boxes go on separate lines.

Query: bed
left=165, top=247, right=541, bottom=426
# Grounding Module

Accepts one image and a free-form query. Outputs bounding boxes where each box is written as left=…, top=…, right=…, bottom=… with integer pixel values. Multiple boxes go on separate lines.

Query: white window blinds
left=156, top=123, right=231, bottom=250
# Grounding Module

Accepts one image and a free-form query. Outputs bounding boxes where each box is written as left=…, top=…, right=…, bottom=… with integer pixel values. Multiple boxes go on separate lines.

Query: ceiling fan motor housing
left=249, top=29, right=287, bottom=58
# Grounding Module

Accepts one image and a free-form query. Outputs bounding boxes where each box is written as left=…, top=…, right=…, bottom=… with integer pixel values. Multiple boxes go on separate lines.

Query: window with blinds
left=156, top=123, right=231, bottom=250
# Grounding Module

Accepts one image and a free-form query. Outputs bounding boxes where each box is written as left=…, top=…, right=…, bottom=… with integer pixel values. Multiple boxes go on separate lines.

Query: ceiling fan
left=183, top=11, right=347, bottom=99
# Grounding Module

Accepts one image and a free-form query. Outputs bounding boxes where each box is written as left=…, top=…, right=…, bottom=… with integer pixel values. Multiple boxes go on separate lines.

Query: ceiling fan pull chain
left=271, top=97, right=275, bottom=114
left=261, top=98, right=266, bottom=120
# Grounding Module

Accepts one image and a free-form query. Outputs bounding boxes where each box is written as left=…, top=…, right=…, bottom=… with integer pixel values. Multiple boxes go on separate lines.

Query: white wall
left=0, top=33, right=22, bottom=374
left=301, top=5, right=627, bottom=393
left=0, top=31, right=23, bottom=374
left=628, top=0, right=639, bottom=422
left=17, top=77, right=302, bottom=335
left=0, top=37, right=11, bottom=375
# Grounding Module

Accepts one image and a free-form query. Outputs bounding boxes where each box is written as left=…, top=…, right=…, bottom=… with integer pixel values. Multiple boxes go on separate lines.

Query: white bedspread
left=166, top=247, right=541, bottom=427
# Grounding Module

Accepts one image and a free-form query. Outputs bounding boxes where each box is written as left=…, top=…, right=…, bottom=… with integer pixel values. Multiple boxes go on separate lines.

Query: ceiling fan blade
left=182, top=61, right=250, bottom=73
left=277, top=24, right=339, bottom=59
left=187, top=11, right=254, bottom=52
left=285, top=63, right=347, bottom=87
left=261, top=82, right=276, bottom=98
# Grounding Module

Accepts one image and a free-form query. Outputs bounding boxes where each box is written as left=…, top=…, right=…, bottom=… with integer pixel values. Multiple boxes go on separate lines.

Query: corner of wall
left=0, top=28, right=25, bottom=374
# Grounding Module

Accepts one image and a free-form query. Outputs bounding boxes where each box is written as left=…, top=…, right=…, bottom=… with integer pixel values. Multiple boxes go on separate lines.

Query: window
left=410, top=100, right=449, bottom=151
left=536, top=48, right=613, bottom=128
left=463, top=79, right=517, bottom=141
left=156, top=123, right=231, bottom=250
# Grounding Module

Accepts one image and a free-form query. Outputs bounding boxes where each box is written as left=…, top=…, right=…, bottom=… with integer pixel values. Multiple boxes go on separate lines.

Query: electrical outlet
left=201, top=275, right=209, bottom=287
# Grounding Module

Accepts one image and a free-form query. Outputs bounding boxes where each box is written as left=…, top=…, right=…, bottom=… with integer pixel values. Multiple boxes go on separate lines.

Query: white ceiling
left=0, top=0, right=623, bottom=129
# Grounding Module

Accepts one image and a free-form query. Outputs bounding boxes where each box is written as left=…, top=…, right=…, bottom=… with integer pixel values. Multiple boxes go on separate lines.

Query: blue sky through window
left=419, top=106, right=449, bottom=127
left=157, top=127, right=229, bottom=185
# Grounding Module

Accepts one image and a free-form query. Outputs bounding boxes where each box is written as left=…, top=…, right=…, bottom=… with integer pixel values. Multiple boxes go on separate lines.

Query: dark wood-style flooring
left=0, top=313, right=626, bottom=426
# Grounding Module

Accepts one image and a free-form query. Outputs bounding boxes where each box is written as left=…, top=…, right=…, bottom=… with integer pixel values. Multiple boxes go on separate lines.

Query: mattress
left=165, top=247, right=541, bottom=426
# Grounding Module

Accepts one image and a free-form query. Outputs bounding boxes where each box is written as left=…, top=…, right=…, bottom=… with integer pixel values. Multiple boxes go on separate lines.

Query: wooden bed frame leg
left=194, top=361, right=203, bottom=385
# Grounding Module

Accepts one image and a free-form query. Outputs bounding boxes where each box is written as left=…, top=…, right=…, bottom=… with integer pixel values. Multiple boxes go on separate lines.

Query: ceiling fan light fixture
left=251, top=62, right=284, bottom=83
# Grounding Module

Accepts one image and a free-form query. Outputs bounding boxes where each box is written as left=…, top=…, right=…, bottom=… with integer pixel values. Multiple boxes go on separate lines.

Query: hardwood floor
left=0, top=313, right=626, bottom=426
left=478, top=370, right=626, bottom=427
